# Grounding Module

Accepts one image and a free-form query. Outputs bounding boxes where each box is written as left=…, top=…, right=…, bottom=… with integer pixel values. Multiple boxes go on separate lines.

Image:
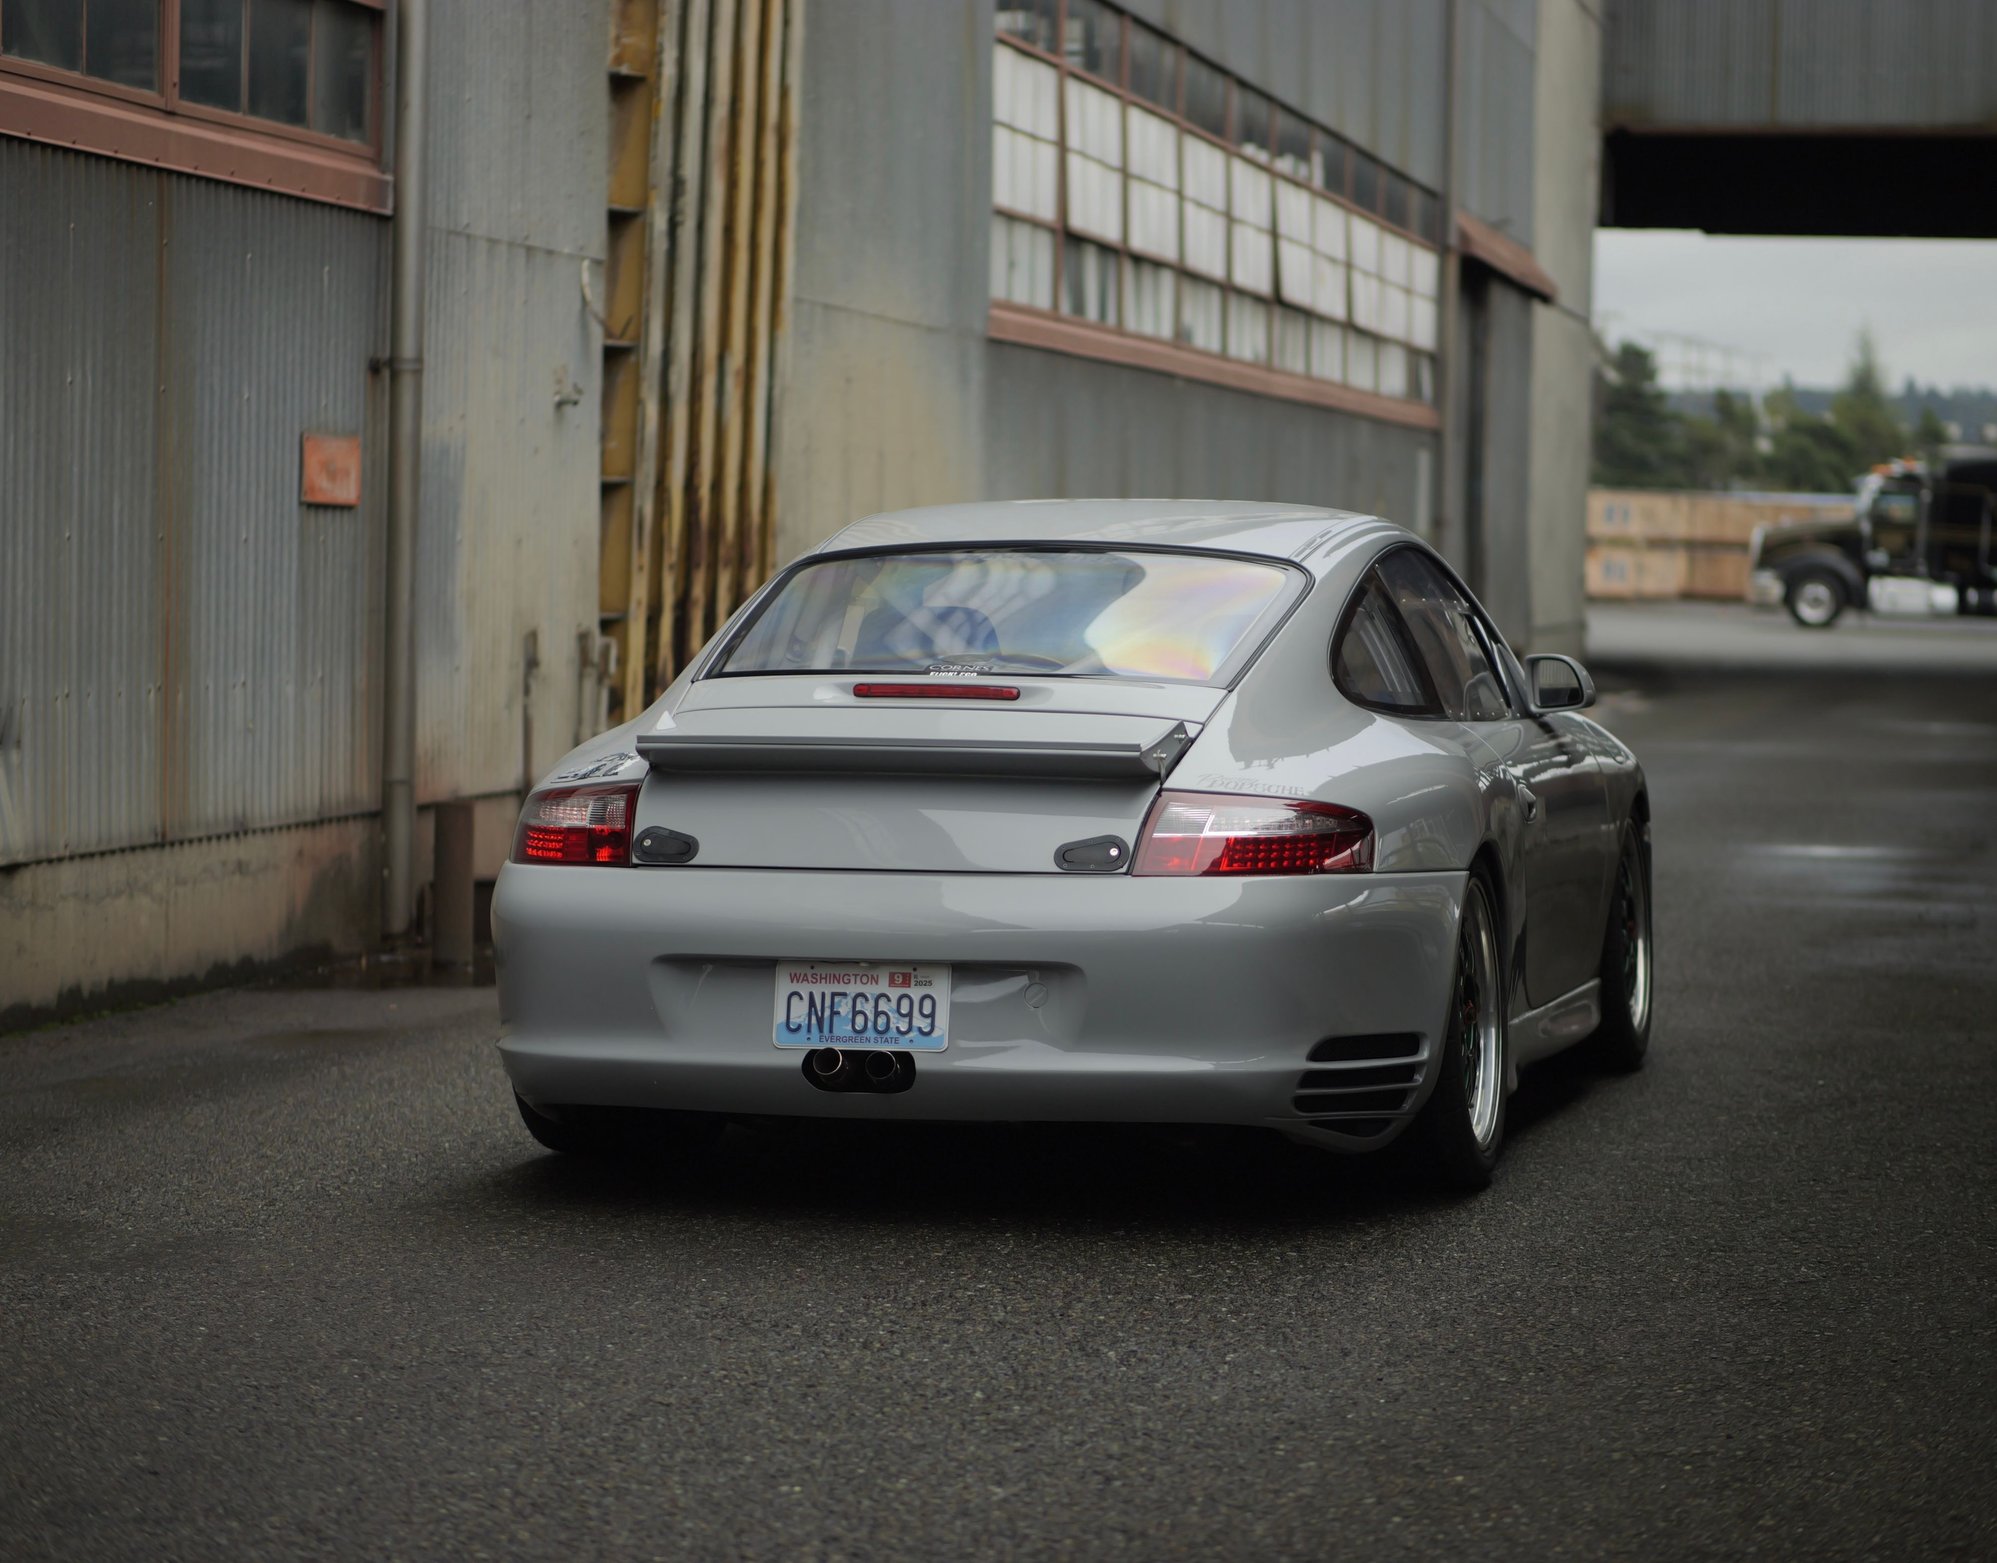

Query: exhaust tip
left=808, top=1047, right=848, bottom=1079
left=863, top=1050, right=903, bottom=1085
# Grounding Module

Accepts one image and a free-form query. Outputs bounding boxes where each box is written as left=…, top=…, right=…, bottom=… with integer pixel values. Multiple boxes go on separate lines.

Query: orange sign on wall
left=301, top=434, right=362, bottom=507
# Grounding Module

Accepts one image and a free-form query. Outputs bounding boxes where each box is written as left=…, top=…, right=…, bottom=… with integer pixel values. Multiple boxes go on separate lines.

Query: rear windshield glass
left=716, top=548, right=1295, bottom=684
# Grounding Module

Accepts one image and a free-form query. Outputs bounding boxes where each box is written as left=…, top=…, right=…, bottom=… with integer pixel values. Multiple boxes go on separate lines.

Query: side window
left=1374, top=549, right=1513, bottom=721
left=1333, top=573, right=1438, bottom=715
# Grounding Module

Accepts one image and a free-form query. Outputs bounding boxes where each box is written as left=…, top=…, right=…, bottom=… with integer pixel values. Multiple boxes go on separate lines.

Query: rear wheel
left=1786, top=569, right=1846, bottom=628
left=1586, top=823, right=1653, bottom=1072
left=1404, top=872, right=1506, bottom=1192
left=515, top=1094, right=723, bottom=1161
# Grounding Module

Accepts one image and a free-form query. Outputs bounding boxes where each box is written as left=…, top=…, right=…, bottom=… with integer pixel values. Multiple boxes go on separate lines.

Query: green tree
left=1592, top=342, right=1683, bottom=488
left=1914, top=404, right=1950, bottom=463
left=1679, top=388, right=1762, bottom=489
left=1828, top=328, right=1906, bottom=469
left=1761, top=382, right=1859, bottom=494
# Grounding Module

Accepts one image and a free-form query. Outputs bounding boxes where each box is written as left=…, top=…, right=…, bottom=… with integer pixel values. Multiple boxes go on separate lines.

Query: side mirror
left=1526, top=653, right=1596, bottom=713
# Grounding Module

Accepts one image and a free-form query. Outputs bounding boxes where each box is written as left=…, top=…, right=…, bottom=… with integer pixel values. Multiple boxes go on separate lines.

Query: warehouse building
left=0, top=0, right=1601, bottom=1022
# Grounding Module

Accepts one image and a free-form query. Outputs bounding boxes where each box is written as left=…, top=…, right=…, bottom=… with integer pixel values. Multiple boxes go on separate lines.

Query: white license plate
left=771, top=962, right=951, bottom=1052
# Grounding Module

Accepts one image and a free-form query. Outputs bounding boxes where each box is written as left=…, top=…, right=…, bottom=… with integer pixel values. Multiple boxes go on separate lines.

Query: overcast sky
left=1592, top=231, right=1997, bottom=394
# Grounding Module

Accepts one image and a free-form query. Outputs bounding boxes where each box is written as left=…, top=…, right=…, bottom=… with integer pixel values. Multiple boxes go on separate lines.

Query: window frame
left=1369, top=544, right=1522, bottom=723
left=990, top=0, right=1442, bottom=428
left=0, top=0, right=389, bottom=213
left=1336, top=544, right=1524, bottom=723
left=1330, top=564, right=1444, bottom=719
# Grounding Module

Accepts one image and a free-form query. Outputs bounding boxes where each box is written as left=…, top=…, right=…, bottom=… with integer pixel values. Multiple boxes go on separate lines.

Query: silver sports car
left=493, top=501, right=1651, bottom=1188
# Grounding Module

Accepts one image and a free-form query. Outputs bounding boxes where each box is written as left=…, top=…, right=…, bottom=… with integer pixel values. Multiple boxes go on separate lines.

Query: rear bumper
left=492, top=864, right=1465, bottom=1144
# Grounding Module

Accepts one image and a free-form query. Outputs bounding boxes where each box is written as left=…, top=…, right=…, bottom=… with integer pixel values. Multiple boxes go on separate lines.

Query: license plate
left=771, top=962, right=951, bottom=1052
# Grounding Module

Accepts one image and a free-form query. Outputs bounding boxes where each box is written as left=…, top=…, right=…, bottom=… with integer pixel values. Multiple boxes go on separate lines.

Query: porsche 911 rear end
left=493, top=537, right=1464, bottom=1154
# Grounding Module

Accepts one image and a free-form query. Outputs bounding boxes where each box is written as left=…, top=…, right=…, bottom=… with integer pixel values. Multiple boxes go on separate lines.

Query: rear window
left=716, top=548, right=1296, bottom=684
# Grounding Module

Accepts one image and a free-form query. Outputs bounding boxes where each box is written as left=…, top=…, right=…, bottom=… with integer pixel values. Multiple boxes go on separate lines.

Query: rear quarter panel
left=1172, top=543, right=1495, bottom=875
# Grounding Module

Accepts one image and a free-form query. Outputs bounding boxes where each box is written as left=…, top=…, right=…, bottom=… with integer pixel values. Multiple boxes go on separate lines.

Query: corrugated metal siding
left=414, top=230, right=600, bottom=799
left=1125, top=0, right=1451, bottom=190
left=986, top=344, right=1437, bottom=527
left=424, top=0, right=607, bottom=258
left=1455, top=0, right=1538, bottom=248
left=0, top=142, right=384, bottom=867
left=412, top=0, right=604, bottom=802
left=1476, top=278, right=1536, bottom=644
left=1605, top=0, right=1997, bottom=129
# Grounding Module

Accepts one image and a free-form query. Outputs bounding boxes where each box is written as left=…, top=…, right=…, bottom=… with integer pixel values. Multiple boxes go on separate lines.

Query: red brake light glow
left=853, top=683, right=1020, bottom=701
left=1133, top=791, right=1373, bottom=876
left=512, top=782, right=641, bottom=865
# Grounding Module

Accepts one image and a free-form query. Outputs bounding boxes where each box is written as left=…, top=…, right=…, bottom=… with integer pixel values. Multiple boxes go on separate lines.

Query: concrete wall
left=0, top=820, right=379, bottom=1027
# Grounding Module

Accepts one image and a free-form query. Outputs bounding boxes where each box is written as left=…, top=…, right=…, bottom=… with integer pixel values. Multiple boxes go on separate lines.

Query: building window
left=0, top=0, right=387, bottom=211
left=988, top=0, right=1440, bottom=413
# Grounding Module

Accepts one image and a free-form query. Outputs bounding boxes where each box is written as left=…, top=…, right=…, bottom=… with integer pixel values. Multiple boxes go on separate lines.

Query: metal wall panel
left=0, top=142, right=385, bottom=867
left=1605, top=0, right=1997, bottom=129
left=424, top=0, right=607, bottom=258
left=1476, top=277, right=1537, bottom=644
left=2, top=0, right=610, bottom=865
left=986, top=345, right=1438, bottom=529
left=777, top=0, right=1538, bottom=577
left=411, top=0, right=606, bottom=802
left=0, top=141, right=161, bottom=865
left=1125, top=0, right=1451, bottom=189
left=413, top=229, right=601, bottom=801
left=1455, top=0, right=1538, bottom=246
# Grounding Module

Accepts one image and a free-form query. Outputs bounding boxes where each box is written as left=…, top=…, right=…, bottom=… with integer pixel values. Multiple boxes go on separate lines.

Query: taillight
left=1133, top=791, right=1373, bottom=876
left=512, top=782, right=641, bottom=865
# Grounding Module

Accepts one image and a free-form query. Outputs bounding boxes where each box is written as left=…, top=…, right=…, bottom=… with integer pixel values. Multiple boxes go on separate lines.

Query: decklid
left=630, top=677, right=1219, bottom=873
left=639, top=704, right=1197, bottom=781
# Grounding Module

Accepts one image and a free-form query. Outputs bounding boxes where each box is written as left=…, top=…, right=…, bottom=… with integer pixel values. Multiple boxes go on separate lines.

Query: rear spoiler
left=638, top=716, right=1196, bottom=782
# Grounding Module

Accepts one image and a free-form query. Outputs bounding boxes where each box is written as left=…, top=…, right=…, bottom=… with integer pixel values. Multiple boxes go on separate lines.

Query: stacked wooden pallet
left=1586, top=489, right=1852, bottom=600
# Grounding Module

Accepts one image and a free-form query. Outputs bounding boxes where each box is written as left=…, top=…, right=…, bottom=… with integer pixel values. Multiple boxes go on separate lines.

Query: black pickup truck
left=1749, top=456, right=1997, bottom=627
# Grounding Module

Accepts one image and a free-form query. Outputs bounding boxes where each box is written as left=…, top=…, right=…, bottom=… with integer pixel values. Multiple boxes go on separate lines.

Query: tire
left=1785, top=568, right=1846, bottom=628
left=514, top=1093, right=723, bottom=1162
left=1403, top=871, right=1507, bottom=1192
left=1585, top=822, right=1653, bottom=1073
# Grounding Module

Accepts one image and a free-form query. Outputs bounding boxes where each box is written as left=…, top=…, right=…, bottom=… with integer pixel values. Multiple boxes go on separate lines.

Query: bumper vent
left=1307, top=1033, right=1419, bottom=1063
left=1293, top=1033, right=1425, bottom=1125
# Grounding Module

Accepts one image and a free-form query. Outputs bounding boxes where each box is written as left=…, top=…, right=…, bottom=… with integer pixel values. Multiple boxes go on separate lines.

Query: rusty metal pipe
left=382, top=0, right=429, bottom=941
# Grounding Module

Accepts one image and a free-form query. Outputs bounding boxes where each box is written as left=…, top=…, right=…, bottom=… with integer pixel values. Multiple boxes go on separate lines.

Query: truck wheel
left=1786, top=569, right=1846, bottom=628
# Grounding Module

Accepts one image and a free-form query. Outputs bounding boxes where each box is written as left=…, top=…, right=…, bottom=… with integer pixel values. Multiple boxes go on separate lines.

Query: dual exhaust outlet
left=804, top=1047, right=915, bottom=1095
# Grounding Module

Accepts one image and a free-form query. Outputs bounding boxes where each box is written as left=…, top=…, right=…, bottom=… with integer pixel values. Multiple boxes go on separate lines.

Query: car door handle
left=1518, top=786, right=1540, bottom=824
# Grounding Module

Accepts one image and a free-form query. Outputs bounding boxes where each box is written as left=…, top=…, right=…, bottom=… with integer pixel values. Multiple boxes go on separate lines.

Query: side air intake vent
left=1293, top=1034, right=1427, bottom=1124
left=1308, top=1033, right=1419, bottom=1063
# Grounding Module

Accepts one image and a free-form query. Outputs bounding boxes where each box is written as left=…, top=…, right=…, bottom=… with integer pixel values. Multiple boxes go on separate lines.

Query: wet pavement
left=3, top=602, right=1994, bottom=1560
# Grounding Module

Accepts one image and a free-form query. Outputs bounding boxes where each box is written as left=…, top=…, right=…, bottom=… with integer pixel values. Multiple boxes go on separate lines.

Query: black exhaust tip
left=801, top=1047, right=915, bottom=1094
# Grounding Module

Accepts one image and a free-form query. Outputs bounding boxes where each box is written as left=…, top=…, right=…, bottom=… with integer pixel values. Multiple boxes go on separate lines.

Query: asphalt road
left=4, top=603, right=1994, bottom=1561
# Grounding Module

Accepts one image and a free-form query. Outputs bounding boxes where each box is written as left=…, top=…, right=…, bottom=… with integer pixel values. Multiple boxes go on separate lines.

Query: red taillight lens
left=511, top=783, right=641, bottom=865
left=852, top=682, right=1021, bottom=701
left=1132, top=791, right=1373, bottom=876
